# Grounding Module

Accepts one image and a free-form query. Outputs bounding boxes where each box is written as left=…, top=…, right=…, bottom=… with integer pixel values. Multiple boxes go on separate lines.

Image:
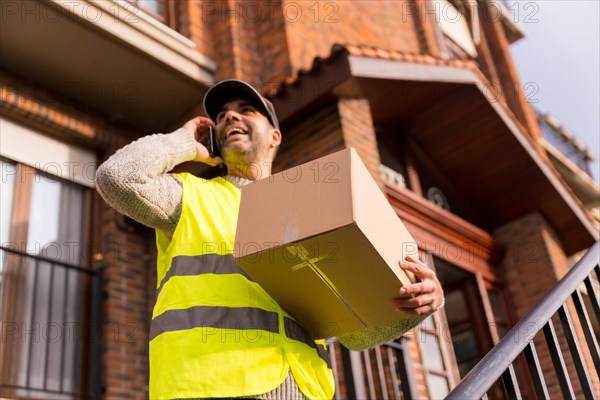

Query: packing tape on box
left=286, top=244, right=368, bottom=328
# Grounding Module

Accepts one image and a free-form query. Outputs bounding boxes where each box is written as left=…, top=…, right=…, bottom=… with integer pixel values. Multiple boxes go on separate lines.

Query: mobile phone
left=206, top=126, right=221, bottom=158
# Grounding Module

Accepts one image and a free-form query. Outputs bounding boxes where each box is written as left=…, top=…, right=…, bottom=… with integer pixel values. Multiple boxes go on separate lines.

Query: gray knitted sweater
left=95, top=129, right=429, bottom=398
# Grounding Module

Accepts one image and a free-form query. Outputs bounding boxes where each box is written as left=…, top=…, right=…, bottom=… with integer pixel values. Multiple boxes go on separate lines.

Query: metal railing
left=0, top=245, right=104, bottom=399
left=538, top=114, right=594, bottom=175
left=330, top=336, right=417, bottom=400
left=447, top=241, right=600, bottom=399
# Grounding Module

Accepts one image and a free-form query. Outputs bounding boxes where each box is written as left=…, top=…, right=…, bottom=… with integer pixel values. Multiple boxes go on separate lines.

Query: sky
left=507, top=0, right=600, bottom=183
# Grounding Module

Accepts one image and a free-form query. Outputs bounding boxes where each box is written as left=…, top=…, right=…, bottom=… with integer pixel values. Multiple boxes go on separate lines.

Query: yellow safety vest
left=149, top=173, right=334, bottom=399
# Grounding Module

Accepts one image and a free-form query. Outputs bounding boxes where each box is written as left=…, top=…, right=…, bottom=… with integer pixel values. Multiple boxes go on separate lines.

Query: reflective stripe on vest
left=152, top=253, right=330, bottom=367
left=150, top=174, right=334, bottom=400
left=156, top=253, right=253, bottom=298
left=284, top=316, right=331, bottom=368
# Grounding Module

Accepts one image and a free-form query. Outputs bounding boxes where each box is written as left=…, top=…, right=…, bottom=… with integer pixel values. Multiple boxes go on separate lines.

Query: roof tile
left=277, top=43, right=477, bottom=91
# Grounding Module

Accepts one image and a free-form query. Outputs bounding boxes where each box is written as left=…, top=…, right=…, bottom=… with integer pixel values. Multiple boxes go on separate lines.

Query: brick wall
left=409, top=0, right=444, bottom=56
left=274, top=96, right=383, bottom=189
left=179, top=1, right=215, bottom=62
left=0, top=71, right=128, bottom=149
left=254, top=3, right=293, bottom=87
left=403, top=332, right=428, bottom=399
left=337, top=97, right=383, bottom=188
left=476, top=1, right=542, bottom=143
left=495, top=212, right=599, bottom=398
left=274, top=101, right=345, bottom=171
left=282, top=0, right=423, bottom=74
left=183, top=1, right=291, bottom=86
left=99, top=209, right=154, bottom=399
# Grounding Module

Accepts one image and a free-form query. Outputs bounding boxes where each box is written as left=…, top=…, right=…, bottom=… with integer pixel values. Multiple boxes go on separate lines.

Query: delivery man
left=95, top=79, right=444, bottom=399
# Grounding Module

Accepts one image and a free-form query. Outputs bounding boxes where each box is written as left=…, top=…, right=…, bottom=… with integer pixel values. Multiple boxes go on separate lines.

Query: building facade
left=1, top=1, right=598, bottom=399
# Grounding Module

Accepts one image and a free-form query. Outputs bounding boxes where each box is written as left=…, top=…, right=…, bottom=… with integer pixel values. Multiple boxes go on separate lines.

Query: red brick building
left=1, top=1, right=598, bottom=399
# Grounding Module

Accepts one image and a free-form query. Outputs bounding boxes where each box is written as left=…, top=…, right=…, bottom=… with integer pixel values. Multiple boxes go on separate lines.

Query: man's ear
left=271, top=128, right=282, bottom=147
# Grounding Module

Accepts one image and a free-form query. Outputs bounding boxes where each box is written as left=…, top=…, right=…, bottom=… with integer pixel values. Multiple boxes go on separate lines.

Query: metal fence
left=0, top=245, right=103, bottom=399
left=538, top=115, right=593, bottom=175
left=447, top=241, right=600, bottom=399
left=329, top=336, right=417, bottom=400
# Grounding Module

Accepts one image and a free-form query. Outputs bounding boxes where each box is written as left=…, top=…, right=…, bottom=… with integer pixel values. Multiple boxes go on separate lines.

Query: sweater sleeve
left=95, top=128, right=197, bottom=236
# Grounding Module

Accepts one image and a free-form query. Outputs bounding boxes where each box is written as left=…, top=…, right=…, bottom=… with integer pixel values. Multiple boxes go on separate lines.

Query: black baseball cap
left=203, top=79, right=280, bottom=130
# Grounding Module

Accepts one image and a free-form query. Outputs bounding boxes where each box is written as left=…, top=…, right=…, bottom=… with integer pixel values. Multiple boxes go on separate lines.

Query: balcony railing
left=447, top=241, right=600, bottom=399
left=329, top=336, right=418, bottom=399
left=0, top=245, right=104, bottom=399
left=538, top=114, right=594, bottom=175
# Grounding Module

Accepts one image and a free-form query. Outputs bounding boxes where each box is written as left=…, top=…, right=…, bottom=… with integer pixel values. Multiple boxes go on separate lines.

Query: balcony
left=538, top=113, right=595, bottom=175
left=0, top=245, right=104, bottom=399
left=0, top=0, right=216, bottom=131
left=537, top=112, right=600, bottom=209
left=495, top=0, right=527, bottom=44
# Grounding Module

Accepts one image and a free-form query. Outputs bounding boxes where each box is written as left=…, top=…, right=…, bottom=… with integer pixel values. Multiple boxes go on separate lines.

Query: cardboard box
left=234, top=148, right=419, bottom=339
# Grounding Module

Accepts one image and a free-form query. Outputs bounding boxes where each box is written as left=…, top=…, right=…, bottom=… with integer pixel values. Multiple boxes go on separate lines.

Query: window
left=416, top=253, right=458, bottom=397
left=435, top=0, right=478, bottom=58
left=435, top=258, right=515, bottom=399
left=419, top=314, right=452, bottom=398
left=0, top=118, right=98, bottom=399
left=126, top=0, right=173, bottom=25
left=377, top=132, right=409, bottom=190
left=444, top=289, right=483, bottom=376
left=0, top=160, right=92, bottom=399
left=487, top=286, right=511, bottom=340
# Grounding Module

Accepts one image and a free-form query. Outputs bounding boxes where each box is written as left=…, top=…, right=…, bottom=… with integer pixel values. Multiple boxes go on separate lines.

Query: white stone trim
left=0, top=117, right=96, bottom=188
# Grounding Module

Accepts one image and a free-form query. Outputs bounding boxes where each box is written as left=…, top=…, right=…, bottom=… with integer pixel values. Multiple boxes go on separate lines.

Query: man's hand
left=392, top=255, right=445, bottom=315
left=183, top=117, right=223, bottom=166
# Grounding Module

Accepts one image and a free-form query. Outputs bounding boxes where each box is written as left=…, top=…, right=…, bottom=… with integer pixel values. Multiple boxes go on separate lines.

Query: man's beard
left=222, top=144, right=258, bottom=172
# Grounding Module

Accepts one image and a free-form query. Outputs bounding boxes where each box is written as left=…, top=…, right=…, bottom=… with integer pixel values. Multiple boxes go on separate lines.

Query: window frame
left=125, top=0, right=176, bottom=27
left=417, top=252, right=460, bottom=395
left=0, top=158, right=94, bottom=399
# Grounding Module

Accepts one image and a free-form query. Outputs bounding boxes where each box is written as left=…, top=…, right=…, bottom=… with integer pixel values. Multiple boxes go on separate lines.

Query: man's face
left=214, top=97, right=279, bottom=165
